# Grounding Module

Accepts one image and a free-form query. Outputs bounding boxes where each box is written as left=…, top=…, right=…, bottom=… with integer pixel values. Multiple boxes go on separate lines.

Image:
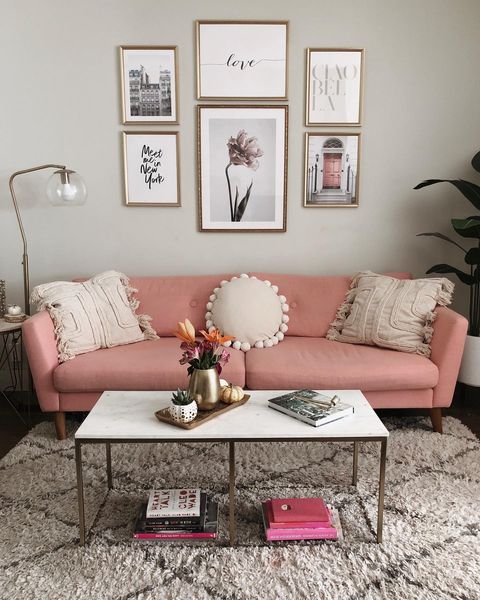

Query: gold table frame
left=75, top=435, right=387, bottom=546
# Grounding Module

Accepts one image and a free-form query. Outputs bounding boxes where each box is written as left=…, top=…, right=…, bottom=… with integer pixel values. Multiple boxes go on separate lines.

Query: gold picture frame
left=197, top=105, right=288, bottom=232
left=123, top=131, right=181, bottom=207
left=303, top=132, right=361, bottom=208
left=120, top=45, right=179, bottom=125
left=305, top=48, right=364, bottom=127
left=196, top=20, right=289, bottom=100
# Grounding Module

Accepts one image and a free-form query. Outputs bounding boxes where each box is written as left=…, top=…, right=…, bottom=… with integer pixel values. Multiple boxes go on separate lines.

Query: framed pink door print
left=304, top=133, right=361, bottom=207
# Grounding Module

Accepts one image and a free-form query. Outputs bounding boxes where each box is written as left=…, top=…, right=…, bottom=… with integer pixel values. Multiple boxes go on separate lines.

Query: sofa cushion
left=327, top=271, right=454, bottom=357
left=32, top=271, right=157, bottom=362
left=54, top=337, right=246, bottom=392
left=208, top=274, right=289, bottom=351
left=245, top=337, right=438, bottom=391
left=250, top=272, right=411, bottom=338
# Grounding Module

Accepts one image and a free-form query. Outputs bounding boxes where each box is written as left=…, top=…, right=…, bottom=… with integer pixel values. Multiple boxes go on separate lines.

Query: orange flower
left=200, top=328, right=235, bottom=344
left=174, top=319, right=196, bottom=345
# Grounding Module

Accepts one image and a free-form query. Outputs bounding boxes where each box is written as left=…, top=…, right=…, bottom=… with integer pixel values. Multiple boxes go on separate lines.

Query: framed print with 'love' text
left=196, top=21, right=288, bottom=100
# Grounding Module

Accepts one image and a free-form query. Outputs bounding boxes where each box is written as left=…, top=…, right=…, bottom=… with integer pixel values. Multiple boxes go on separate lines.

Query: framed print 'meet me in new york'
left=306, top=49, right=364, bottom=126
left=123, top=132, right=180, bottom=206
left=196, top=21, right=288, bottom=100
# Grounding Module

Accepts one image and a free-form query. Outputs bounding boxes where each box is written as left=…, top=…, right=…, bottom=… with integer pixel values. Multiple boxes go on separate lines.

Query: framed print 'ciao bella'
left=197, top=105, right=288, bottom=232
left=196, top=21, right=288, bottom=100
left=123, top=132, right=180, bottom=206
left=306, top=49, right=364, bottom=126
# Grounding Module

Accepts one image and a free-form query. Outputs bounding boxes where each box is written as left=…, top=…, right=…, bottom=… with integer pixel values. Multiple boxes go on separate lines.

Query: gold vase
left=188, top=368, right=221, bottom=411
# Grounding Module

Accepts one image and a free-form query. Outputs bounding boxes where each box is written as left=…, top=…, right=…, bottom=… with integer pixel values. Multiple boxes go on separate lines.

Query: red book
left=265, top=500, right=330, bottom=529
left=270, top=497, right=330, bottom=528
left=133, top=531, right=216, bottom=540
left=262, top=502, right=341, bottom=542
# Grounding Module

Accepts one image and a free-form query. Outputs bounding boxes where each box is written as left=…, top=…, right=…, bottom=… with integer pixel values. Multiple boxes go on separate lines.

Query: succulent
left=171, top=388, right=193, bottom=406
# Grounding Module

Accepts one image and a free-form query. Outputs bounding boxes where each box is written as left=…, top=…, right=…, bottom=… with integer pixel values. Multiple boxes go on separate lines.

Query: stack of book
left=133, top=488, right=218, bottom=540
left=262, top=497, right=342, bottom=541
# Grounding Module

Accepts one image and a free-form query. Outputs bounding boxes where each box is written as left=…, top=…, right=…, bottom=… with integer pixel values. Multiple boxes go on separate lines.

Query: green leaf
left=414, top=179, right=480, bottom=211
left=417, top=232, right=467, bottom=253
left=426, top=263, right=476, bottom=285
left=234, top=181, right=253, bottom=222
left=451, top=216, right=480, bottom=239
left=472, top=150, right=480, bottom=174
left=465, top=247, right=480, bottom=265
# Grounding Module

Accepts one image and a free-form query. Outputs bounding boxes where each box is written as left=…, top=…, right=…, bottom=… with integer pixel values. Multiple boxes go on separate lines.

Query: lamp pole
left=8, top=163, right=90, bottom=315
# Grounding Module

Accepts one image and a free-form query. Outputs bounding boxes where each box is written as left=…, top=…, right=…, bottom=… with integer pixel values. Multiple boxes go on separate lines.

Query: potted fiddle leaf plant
left=415, top=149, right=480, bottom=386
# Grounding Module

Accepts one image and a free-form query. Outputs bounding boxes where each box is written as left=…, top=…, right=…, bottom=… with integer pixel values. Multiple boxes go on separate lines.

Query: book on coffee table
left=268, top=390, right=354, bottom=427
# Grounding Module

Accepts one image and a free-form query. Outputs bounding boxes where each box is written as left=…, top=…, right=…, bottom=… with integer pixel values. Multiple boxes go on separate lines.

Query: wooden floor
left=1, top=386, right=479, bottom=460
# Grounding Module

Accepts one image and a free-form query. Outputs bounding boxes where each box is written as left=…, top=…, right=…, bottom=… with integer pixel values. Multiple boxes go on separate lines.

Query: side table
left=0, top=318, right=29, bottom=426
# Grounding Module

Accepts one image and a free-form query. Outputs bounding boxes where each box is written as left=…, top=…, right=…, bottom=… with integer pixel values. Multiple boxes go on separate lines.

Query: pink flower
left=227, top=130, right=263, bottom=171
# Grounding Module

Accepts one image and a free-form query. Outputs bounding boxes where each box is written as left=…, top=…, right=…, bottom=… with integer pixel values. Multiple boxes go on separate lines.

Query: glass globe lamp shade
left=46, top=169, right=87, bottom=206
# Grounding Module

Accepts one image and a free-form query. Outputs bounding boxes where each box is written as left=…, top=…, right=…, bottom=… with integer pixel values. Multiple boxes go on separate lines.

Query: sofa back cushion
left=83, top=272, right=411, bottom=338
left=129, top=275, right=234, bottom=336
left=251, top=272, right=411, bottom=338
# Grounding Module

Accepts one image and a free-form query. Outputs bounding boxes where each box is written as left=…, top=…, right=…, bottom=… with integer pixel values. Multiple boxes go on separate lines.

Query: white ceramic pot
left=169, top=400, right=198, bottom=423
left=458, top=334, right=480, bottom=387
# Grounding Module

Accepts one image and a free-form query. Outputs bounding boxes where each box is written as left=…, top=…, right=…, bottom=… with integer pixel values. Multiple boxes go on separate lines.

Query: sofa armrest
left=430, top=306, right=468, bottom=408
left=23, top=311, right=60, bottom=412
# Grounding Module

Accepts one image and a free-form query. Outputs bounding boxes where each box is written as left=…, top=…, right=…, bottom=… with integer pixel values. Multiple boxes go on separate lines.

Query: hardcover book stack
left=262, top=497, right=342, bottom=541
left=133, top=488, right=218, bottom=540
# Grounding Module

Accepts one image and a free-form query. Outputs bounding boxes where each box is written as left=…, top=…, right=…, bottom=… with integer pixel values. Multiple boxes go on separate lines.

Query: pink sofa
left=23, top=272, right=468, bottom=439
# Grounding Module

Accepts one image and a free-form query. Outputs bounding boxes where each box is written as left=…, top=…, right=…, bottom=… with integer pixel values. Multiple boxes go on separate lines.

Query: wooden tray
left=155, top=395, right=250, bottom=430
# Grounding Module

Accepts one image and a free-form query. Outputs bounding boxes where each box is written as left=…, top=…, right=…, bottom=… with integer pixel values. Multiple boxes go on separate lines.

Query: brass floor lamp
left=9, top=164, right=87, bottom=315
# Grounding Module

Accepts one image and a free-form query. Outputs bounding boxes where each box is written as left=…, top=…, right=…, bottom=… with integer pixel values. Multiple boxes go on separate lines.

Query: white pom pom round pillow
left=206, top=274, right=289, bottom=352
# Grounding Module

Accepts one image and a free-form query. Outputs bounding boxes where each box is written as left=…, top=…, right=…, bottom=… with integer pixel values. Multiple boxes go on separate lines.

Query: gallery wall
left=1, top=0, right=480, bottom=315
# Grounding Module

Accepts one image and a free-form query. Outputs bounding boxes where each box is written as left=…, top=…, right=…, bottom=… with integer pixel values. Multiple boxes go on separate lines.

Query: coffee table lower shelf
left=74, top=436, right=387, bottom=546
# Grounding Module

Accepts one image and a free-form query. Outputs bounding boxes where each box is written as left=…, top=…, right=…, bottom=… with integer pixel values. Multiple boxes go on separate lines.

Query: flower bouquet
left=174, top=319, right=234, bottom=410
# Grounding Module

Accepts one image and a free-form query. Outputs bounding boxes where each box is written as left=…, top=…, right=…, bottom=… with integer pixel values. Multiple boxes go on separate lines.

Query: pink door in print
left=323, top=153, right=342, bottom=189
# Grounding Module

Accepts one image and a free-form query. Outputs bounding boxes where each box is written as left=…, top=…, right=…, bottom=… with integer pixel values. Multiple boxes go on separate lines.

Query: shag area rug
left=0, top=416, right=479, bottom=600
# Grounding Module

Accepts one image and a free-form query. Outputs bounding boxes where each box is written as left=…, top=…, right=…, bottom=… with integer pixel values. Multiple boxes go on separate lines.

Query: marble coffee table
left=74, top=389, right=388, bottom=546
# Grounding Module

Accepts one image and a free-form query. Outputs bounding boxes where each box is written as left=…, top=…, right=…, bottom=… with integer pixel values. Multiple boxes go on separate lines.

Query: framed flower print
left=197, top=105, right=288, bottom=231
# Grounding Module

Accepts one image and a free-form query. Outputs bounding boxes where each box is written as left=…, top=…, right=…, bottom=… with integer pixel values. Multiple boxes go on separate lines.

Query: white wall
left=1, top=0, right=479, bottom=316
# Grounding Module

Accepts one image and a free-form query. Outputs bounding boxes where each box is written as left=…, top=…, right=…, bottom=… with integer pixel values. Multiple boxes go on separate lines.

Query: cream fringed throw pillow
left=326, top=271, right=454, bottom=357
left=31, top=270, right=158, bottom=362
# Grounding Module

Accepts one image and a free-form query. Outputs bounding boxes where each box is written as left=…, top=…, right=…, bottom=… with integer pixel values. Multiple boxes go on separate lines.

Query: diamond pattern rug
left=0, top=416, right=479, bottom=600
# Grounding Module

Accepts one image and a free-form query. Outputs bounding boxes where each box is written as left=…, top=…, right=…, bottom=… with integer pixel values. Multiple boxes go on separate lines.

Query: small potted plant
left=415, top=149, right=480, bottom=386
left=169, top=388, right=198, bottom=424
left=174, top=319, right=234, bottom=410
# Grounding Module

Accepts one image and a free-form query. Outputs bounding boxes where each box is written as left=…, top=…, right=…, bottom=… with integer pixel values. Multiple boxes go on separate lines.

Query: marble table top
left=75, top=390, right=389, bottom=442
left=0, top=318, right=24, bottom=334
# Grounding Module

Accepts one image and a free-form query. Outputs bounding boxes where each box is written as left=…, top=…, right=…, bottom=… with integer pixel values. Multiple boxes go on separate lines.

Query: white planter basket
left=169, top=401, right=198, bottom=423
left=458, top=334, right=480, bottom=387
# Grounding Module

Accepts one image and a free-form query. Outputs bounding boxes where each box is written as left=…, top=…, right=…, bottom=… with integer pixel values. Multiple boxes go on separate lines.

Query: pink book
left=262, top=503, right=340, bottom=542
left=270, top=497, right=330, bottom=527
left=265, top=500, right=330, bottom=529
left=133, top=531, right=216, bottom=540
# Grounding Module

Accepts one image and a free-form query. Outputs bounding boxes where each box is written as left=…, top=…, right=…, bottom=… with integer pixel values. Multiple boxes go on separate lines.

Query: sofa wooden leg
left=430, top=408, right=443, bottom=434
left=54, top=412, right=67, bottom=440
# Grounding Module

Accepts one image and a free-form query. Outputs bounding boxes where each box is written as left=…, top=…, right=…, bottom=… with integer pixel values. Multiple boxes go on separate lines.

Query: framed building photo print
left=306, top=48, right=364, bottom=126
left=123, top=131, right=180, bottom=206
left=197, top=105, right=288, bottom=232
left=304, top=133, right=360, bottom=207
left=196, top=21, right=288, bottom=100
left=120, top=46, right=178, bottom=124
